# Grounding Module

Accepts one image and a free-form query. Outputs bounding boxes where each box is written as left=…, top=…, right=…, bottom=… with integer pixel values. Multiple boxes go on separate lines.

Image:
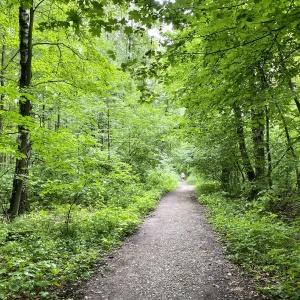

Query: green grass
left=195, top=186, right=300, bottom=299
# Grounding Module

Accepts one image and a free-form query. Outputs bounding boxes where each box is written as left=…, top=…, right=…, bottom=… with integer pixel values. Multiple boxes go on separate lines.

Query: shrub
left=186, top=173, right=198, bottom=185
left=0, top=168, right=177, bottom=299
left=145, top=168, right=178, bottom=193
left=198, top=193, right=300, bottom=299
left=195, top=180, right=221, bottom=195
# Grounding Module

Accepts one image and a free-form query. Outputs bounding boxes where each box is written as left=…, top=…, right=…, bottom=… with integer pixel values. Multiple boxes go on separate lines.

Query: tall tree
left=0, top=45, right=5, bottom=164
left=158, top=0, right=300, bottom=197
left=9, top=2, right=34, bottom=216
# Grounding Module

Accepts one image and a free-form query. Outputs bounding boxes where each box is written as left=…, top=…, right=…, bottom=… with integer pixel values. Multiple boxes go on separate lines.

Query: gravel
left=78, top=182, right=265, bottom=300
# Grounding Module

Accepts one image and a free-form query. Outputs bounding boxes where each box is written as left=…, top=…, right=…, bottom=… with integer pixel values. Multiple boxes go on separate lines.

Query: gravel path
left=79, top=182, right=262, bottom=300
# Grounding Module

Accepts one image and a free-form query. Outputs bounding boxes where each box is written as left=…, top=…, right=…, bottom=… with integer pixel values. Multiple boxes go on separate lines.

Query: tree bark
left=251, top=109, right=265, bottom=182
left=10, top=4, right=34, bottom=217
left=107, top=106, right=111, bottom=173
left=55, top=108, right=60, bottom=131
left=255, top=66, right=268, bottom=187
left=233, top=105, right=256, bottom=182
left=265, top=106, right=272, bottom=188
left=0, top=45, right=6, bottom=164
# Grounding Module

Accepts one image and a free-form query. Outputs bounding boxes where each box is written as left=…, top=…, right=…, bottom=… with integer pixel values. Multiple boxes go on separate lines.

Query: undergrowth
left=0, top=170, right=178, bottom=300
left=195, top=183, right=300, bottom=299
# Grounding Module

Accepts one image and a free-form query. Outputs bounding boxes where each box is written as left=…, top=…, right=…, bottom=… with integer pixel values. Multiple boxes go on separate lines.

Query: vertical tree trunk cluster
left=226, top=58, right=300, bottom=198
left=231, top=99, right=300, bottom=198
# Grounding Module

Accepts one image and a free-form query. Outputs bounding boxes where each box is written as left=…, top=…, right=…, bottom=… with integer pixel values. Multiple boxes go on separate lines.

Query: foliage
left=0, top=0, right=183, bottom=298
left=196, top=190, right=300, bottom=299
left=144, top=168, right=178, bottom=194
left=0, top=171, right=176, bottom=299
left=185, top=173, right=199, bottom=185
left=3, top=0, right=300, bottom=299
left=161, top=0, right=300, bottom=201
left=195, top=179, right=222, bottom=195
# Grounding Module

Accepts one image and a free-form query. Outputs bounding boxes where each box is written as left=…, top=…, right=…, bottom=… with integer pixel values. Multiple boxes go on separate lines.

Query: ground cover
left=195, top=182, right=300, bottom=299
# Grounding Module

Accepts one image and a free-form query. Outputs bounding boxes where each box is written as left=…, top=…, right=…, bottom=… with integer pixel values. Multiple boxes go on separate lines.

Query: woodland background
left=0, top=0, right=300, bottom=299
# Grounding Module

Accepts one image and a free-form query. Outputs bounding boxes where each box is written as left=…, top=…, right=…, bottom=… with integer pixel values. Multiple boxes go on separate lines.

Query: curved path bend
left=79, top=183, right=263, bottom=300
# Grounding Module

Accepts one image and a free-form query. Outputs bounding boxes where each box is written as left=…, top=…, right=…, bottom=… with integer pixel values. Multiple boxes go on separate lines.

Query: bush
left=0, top=206, right=142, bottom=299
left=195, top=180, right=221, bottom=195
left=186, top=173, right=198, bottom=185
left=145, top=168, right=178, bottom=193
left=198, top=193, right=300, bottom=299
left=0, top=168, right=177, bottom=299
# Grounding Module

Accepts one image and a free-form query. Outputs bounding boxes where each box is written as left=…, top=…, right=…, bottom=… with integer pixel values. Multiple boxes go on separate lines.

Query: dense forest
left=0, top=0, right=300, bottom=299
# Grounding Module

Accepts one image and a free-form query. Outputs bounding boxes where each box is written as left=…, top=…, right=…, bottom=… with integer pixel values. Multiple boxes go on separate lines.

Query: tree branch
left=33, top=79, right=79, bottom=88
left=3, top=50, right=19, bottom=71
left=32, top=42, right=86, bottom=60
left=33, top=0, right=47, bottom=12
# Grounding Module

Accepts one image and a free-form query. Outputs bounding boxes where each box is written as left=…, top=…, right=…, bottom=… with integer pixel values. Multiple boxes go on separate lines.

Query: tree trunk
left=251, top=109, right=265, bottom=182
left=41, top=104, right=45, bottom=127
left=233, top=105, right=256, bottom=182
left=236, top=162, right=246, bottom=182
left=276, top=104, right=300, bottom=191
left=107, top=106, right=111, bottom=173
left=9, top=4, right=34, bottom=217
left=220, top=164, right=230, bottom=192
left=55, top=108, right=60, bottom=131
left=287, top=79, right=300, bottom=115
left=0, top=45, right=6, bottom=164
left=265, top=106, right=272, bottom=188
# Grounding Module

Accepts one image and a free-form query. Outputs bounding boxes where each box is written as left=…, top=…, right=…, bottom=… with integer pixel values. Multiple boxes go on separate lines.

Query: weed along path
left=79, top=182, right=262, bottom=300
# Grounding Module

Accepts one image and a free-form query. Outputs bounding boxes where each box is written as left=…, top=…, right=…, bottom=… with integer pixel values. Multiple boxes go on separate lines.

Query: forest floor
left=72, top=182, right=268, bottom=300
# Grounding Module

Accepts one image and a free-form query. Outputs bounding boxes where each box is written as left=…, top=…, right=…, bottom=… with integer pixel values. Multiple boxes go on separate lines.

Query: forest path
left=79, top=182, right=261, bottom=300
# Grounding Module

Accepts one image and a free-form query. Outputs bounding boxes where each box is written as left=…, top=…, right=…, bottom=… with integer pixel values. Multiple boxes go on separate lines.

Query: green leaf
left=91, top=1, right=104, bottom=14
left=53, top=281, right=60, bottom=287
left=66, top=9, right=82, bottom=25
left=107, top=50, right=116, bottom=61
left=8, top=283, right=20, bottom=292
left=36, top=281, right=52, bottom=288
left=128, top=10, right=141, bottom=22
left=124, top=26, right=134, bottom=35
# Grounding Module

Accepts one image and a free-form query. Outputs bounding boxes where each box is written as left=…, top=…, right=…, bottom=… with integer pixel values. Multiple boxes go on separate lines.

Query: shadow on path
left=79, top=182, right=262, bottom=300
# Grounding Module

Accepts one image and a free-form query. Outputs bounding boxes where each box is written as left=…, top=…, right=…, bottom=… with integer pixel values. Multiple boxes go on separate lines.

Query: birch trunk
left=10, top=3, right=34, bottom=216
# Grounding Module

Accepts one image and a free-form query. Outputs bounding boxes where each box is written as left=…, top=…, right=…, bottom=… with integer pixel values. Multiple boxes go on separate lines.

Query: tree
left=159, top=0, right=300, bottom=198
left=6, top=0, right=161, bottom=216
left=9, top=2, right=34, bottom=216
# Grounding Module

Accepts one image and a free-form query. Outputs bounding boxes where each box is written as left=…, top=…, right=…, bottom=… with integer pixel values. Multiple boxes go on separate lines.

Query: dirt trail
left=79, top=182, right=262, bottom=300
